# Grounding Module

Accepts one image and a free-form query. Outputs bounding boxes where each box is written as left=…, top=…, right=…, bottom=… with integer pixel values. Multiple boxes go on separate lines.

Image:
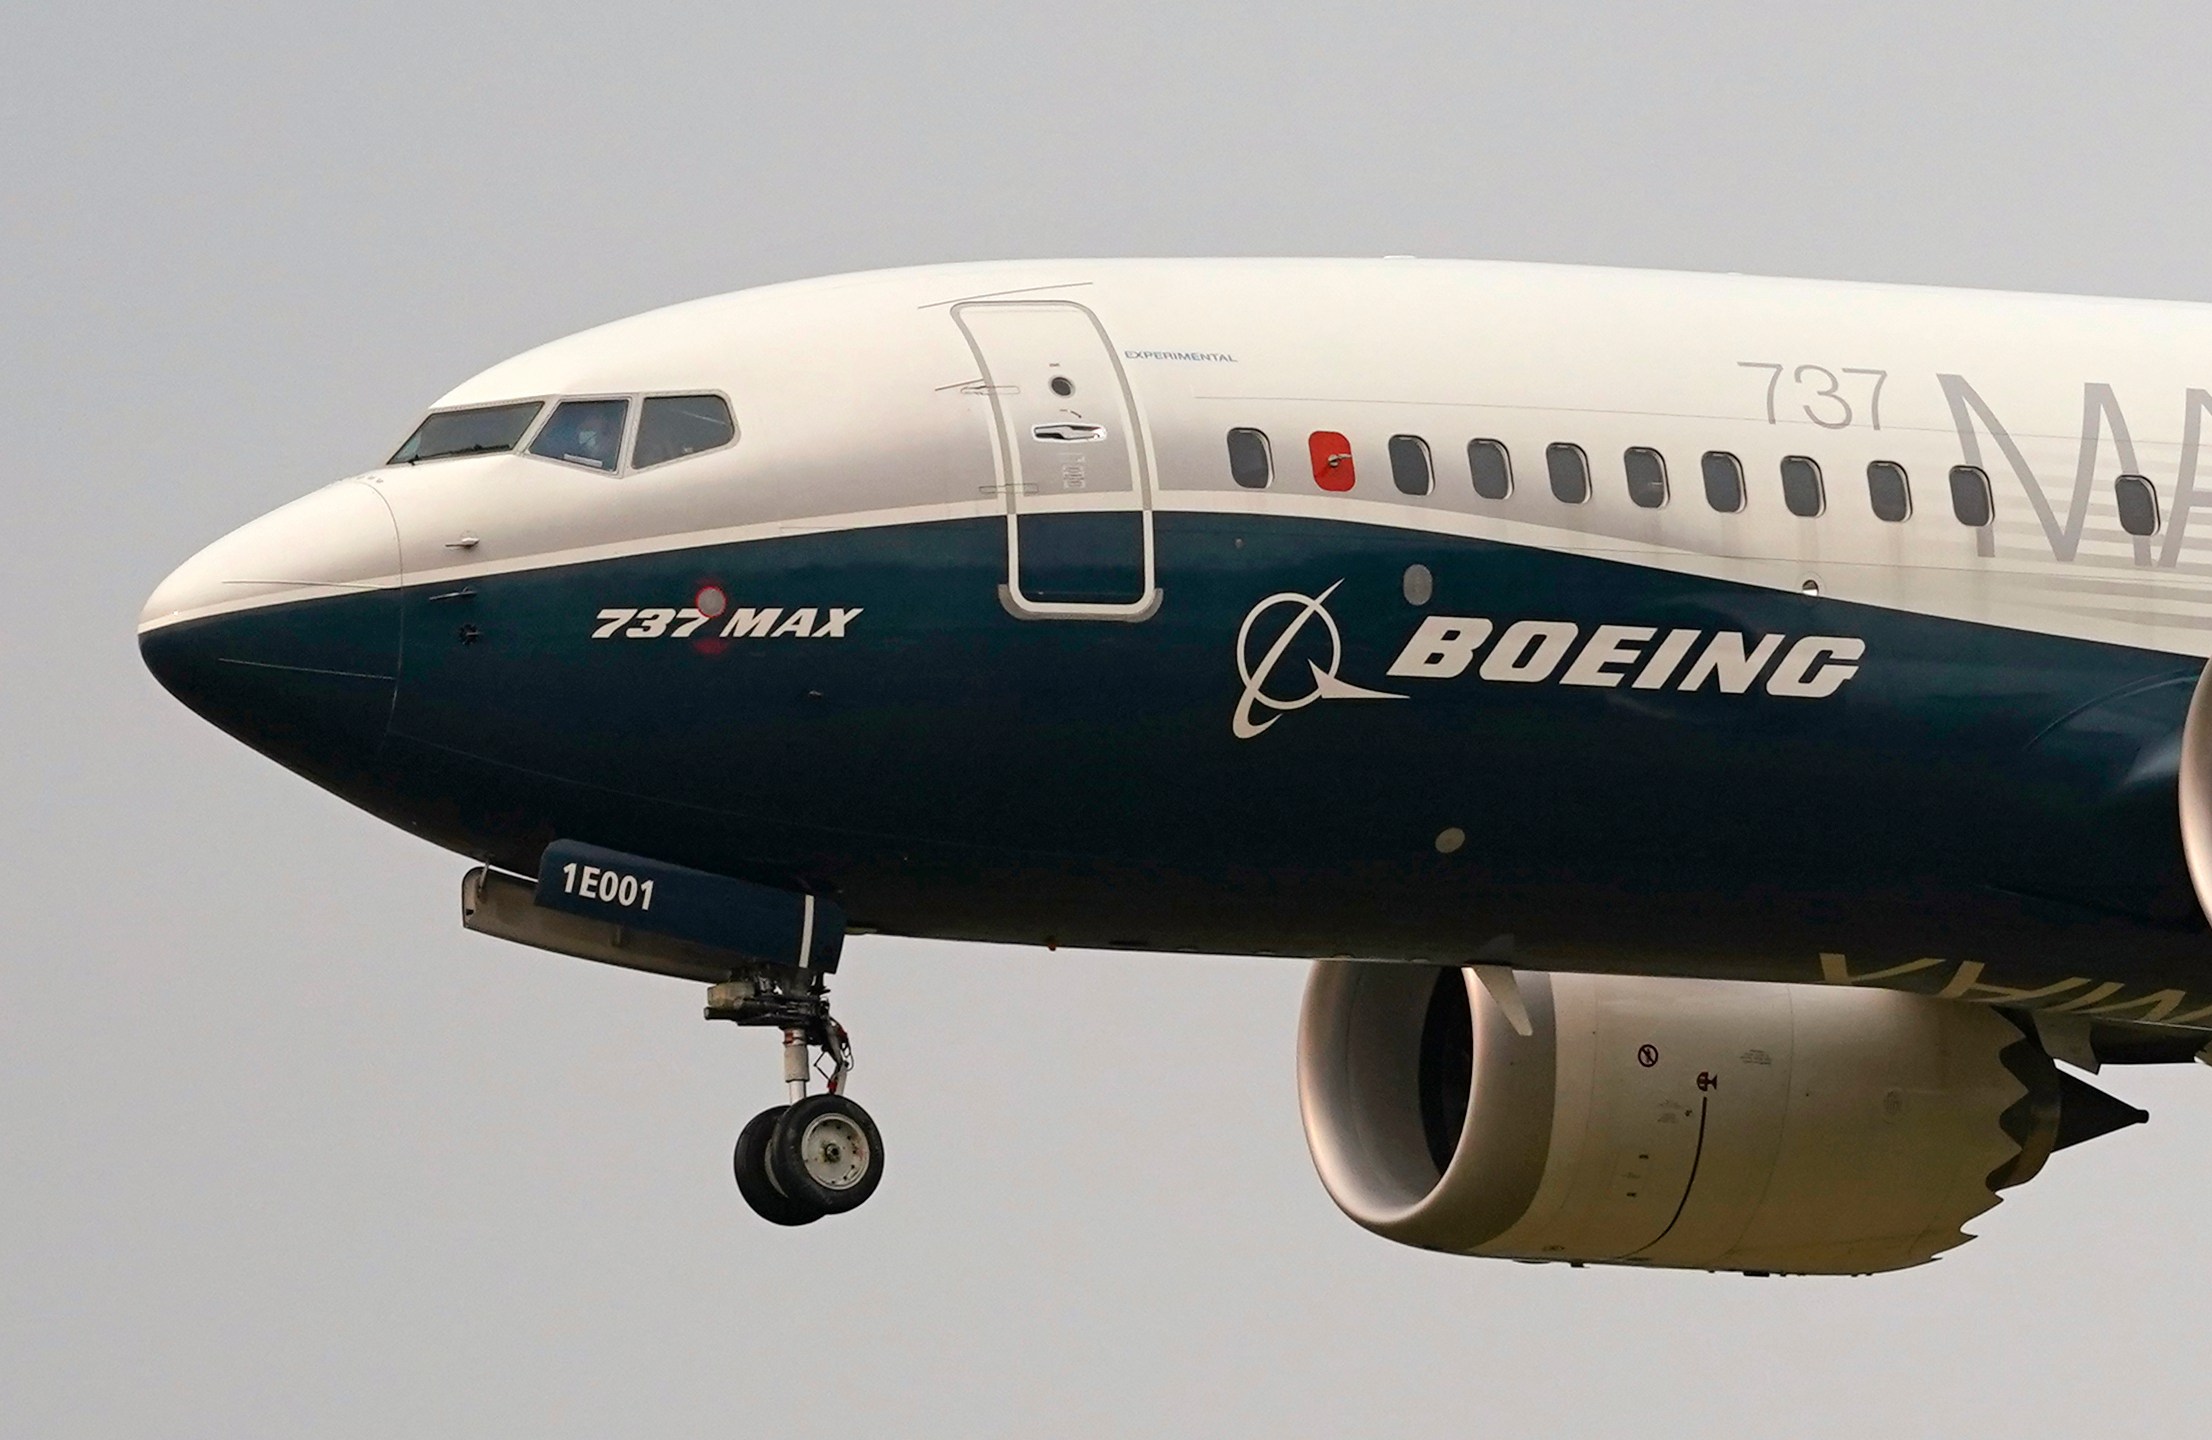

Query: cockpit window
left=528, top=398, right=629, bottom=472
left=389, top=401, right=543, bottom=465
left=633, top=394, right=736, bottom=470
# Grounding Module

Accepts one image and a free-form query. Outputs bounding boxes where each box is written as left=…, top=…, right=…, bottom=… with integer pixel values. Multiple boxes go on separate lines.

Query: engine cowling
left=1297, top=963, right=2139, bottom=1275
left=2179, top=657, right=2212, bottom=924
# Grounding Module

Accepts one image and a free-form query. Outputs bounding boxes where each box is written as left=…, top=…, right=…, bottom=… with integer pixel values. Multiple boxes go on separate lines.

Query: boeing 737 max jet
left=138, top=258, right=2212, bottom=1272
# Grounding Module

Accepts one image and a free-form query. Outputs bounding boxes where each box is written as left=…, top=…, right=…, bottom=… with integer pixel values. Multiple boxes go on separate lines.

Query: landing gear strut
left=707, top=967, right=884, bottom=1225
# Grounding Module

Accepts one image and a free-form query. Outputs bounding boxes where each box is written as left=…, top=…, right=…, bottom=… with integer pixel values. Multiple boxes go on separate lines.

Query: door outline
left=952, top=300, right=1163, bottom=622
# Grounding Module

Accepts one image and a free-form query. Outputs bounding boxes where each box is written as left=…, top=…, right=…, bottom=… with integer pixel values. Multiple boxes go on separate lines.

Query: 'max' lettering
left=713, top=606, right=866, bottom=639
left=1938, top=372, right=2212, bottom=566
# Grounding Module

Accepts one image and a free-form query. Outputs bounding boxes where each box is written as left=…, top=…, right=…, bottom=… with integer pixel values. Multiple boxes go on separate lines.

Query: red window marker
left=1309, top=431, right=1355, bottom=491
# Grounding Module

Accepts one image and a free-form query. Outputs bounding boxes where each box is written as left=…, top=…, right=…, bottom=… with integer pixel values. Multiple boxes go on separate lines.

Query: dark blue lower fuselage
left=140, top=512, right=2212, bottom=1003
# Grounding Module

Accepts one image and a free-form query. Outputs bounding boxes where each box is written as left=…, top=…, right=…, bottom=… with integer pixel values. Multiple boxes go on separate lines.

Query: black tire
left=769, top=1094, right=884, bottom=1215
left=734, top=1106, right=825, bottom=1226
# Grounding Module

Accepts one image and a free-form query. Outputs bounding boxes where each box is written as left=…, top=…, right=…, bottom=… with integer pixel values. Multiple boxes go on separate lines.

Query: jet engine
left=1297, top=963, right=2146, bottom=1275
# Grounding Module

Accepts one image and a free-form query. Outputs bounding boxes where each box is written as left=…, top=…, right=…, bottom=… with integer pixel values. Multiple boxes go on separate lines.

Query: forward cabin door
left=952, top=301, right=1161, bottom=620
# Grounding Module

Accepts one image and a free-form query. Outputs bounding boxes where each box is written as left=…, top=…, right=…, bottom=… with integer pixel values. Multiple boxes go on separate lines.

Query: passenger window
left=1546, top=443, right=1590, bottom=504
left=1226, top=428, right=1273, bottom=489
left=1702, top=451, right=1746, bottom=513
left=1309, top=431, right=1355, bottom=491
left=1867, top=461, right=1911, bottom=522
left=1949, top=465, right=1994, bottom=527
left=1780, top=455, right=1824, bottom=517
left=1468, top=439, right=1513, bottom=500
left=2116, top=474, right=2160, bottom=536
left=633, top=395, right=736, bottom=470
left=1389, top=435, right=1433, bottom=496
left=529, top=398, right=629, bottom=472
left=1624, top=447, right=1668, bottom=509
left=390, top=401, right=544, bottom=465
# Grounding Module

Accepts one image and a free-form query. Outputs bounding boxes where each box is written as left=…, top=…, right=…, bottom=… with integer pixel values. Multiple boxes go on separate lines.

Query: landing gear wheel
left=706, top=970, right=878, bottom=1222
left=734, top=1105, right=825, bottom=1226
left=769, top=1094, right=884, bottom=1215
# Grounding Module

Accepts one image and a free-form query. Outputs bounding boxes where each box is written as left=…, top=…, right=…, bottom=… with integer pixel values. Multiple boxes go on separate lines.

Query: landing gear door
left=952, top=301, right=1161, bottom=621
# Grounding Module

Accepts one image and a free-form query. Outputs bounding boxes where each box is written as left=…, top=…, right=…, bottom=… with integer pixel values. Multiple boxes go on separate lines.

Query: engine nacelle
left=1297, top=963, right=2137, bottom=1275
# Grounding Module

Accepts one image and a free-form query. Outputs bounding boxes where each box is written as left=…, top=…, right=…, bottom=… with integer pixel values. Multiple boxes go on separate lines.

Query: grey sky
left=8, top=3, right=2212, bottom=1434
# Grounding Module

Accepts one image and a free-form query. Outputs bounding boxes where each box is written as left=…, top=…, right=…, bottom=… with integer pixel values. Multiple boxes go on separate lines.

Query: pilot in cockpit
left=527, top=397, right=628, bottom=472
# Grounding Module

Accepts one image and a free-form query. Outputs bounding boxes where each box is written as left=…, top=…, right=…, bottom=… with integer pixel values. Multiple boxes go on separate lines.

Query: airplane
left=138, top=256, right=2212, bottom=1273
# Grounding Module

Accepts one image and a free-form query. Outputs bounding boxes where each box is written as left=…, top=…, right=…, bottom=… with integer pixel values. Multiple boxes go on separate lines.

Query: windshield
left=634, top=395, right=736, bottom=470
left=528, top=398, right=628, bottom=472
left=390, top=401, right=544, bottom=465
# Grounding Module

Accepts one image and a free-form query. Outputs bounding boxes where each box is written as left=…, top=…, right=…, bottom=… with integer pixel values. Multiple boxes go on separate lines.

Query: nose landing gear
left=708, top=969, right=884, bottom=1225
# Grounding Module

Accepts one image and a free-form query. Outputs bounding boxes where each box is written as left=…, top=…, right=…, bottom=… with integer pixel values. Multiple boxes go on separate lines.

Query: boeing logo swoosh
left=1232, top=581, right=1405, bottom=739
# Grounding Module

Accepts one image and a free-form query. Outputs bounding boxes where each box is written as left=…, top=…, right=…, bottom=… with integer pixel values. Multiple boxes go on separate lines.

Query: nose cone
left=140, top=480, right=404, bottom=784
